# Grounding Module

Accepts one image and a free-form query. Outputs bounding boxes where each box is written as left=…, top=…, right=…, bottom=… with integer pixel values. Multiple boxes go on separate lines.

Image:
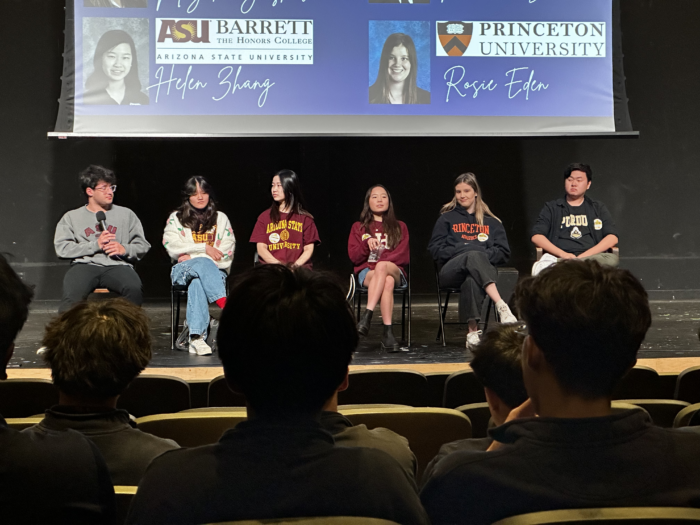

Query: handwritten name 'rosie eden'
left=156, top=0, right=308, bottom=15
left=149, top=65, right=274, bottom=107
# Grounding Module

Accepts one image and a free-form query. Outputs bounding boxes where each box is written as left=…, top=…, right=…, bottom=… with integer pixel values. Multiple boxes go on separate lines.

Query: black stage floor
left=10, top=299, right=700, bottom=371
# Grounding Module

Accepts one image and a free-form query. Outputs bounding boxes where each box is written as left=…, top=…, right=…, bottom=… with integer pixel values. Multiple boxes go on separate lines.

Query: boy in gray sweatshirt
left=54, top=165, right=150, bottom=312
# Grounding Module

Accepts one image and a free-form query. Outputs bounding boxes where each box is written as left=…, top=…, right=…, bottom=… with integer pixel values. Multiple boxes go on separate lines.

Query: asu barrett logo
left=437, top=21, right=473, bottom=56
left=158, top=20, right=210, bottom=44
left=594, top=219, right=603, bottom=230
left=478, top=233, right=489, bottom=242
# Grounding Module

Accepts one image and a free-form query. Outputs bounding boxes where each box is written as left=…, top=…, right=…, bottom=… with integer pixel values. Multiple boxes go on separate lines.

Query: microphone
left=96, top=211, right=108, bottom=233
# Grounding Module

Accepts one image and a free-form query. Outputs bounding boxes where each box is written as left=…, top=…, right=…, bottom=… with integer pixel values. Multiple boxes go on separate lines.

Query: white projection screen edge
left=53, top=0, right=634, bottom=138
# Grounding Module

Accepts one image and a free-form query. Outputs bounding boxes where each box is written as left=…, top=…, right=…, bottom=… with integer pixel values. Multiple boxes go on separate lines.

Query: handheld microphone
left=96, top=211, right=108, bottom=233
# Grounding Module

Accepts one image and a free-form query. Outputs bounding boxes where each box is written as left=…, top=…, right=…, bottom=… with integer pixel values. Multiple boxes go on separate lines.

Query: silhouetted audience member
left=421, top=260, right=700, bottom=525
left=28, top=299, right=179, bottom=485
left=423, top=325, right=527, bottom=479
left=320, top=376, right=417, bottom=480
left=128, top=265, right=429, bottom=524
left=0, top=254, right=115, bottom=524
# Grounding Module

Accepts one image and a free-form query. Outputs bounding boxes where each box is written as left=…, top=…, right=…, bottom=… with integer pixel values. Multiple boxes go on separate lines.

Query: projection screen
left=52, top=0, right=634, bottom=137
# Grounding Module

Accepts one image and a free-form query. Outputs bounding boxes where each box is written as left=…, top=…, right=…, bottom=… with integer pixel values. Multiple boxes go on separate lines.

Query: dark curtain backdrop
left=2, top=0, right=699, bottom=300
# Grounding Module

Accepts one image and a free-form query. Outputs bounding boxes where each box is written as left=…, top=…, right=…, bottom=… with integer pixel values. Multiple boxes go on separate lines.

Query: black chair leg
left=401, top=291, right=406, bottom=344
left=171, top=289, right=176, bottom=350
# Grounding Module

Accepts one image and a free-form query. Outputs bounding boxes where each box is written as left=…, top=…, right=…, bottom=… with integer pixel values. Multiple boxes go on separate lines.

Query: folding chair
left=114, top=486, right=137, bottom=525
left=208, top=375, right=247, bottom=407
left=354, top=264, right=411, bottom=347
left=434, top=262, right=519, bottom=347
left=455, top=402, right=493, bottom=438
left=673, top=402, right=700, bottom=428
left=612, top=365, right=661, bottom=400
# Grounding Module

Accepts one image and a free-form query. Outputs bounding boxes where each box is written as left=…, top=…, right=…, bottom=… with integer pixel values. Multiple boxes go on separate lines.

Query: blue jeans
left=171, top=258, right=227, bottom=338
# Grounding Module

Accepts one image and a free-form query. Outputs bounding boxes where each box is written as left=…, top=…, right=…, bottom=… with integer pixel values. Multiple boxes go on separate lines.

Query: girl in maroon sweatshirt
left=348, top=185, right=409, bottom=352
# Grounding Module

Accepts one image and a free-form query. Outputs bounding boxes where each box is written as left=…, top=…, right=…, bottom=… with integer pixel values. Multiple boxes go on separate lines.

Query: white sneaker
left=189, top=338, right=212, bottom=356
left=496, top=300, right=518, bottom=323
left=466, top=330, right=483, bottom=349
left=531, top=253, right=557, bottom=276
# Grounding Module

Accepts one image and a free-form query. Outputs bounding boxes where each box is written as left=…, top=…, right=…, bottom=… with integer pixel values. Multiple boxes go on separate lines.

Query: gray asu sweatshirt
left=54, top=205, right=151, bottom=266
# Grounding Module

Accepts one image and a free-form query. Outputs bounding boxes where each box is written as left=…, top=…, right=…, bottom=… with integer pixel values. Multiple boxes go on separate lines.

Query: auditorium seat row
left=2, top=365, right=700, bottom=418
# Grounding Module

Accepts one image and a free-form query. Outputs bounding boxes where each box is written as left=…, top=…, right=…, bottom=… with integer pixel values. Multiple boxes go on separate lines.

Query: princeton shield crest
left=437, top=21, right=473, bottom=56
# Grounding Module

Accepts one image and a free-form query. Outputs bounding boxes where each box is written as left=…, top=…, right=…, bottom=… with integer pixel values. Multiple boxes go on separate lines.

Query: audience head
left=515, top=260, right=651, bottom=408
left=470, top=325, right=528, bottom=425
left=218, top=265, right=358, bottom=416
left=0, top=254, right=34, bottom=379
left=42, top=299, right=152, bottom=402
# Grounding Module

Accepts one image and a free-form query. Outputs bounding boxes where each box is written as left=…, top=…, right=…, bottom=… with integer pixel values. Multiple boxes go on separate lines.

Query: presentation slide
left=64, top=0, right=616, bottom=136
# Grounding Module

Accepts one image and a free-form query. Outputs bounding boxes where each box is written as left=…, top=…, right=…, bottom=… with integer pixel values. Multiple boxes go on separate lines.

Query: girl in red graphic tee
left=348, top=185, right=409, bottom=352
left=250, top=170, right=320, bottom=269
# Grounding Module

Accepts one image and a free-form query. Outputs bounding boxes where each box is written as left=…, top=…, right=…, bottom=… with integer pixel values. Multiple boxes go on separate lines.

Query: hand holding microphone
left=96, top=212, right=126, bottom=256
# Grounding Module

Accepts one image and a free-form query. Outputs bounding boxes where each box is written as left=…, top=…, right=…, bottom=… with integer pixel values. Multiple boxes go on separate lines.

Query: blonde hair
left=440, top=172, right=500, bottom=226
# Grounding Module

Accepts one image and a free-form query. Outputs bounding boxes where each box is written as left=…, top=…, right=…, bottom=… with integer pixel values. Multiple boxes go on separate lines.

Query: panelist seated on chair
left=420, top=261, right=700, bottom=525
left=250, top=169, right=320, bottom=270
left=531, top=163, right=619, bottom=275
left=349, top=184, right=409, bottom=352
left=0, top=254, right=115, bottom=524
left=54, top=165, right=150, bottom=313
left=163, top=176, right=236, bottom=356
left=428, top=173, right=517, bottom=350
left=28, top=299, right=180, bottom=486
left=127, top=265, right=429, bottom=525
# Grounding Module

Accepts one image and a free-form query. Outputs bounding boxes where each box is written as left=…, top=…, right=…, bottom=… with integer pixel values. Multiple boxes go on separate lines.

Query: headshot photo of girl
left=84, top=0, right=147, bottom=7
left=84, top=29, right=149, bottom=105
left=369, top=32, right=430, bottom=105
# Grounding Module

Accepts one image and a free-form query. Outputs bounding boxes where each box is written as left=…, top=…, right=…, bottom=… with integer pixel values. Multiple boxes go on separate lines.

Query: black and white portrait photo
left=82, top=18, right=149, bottom=105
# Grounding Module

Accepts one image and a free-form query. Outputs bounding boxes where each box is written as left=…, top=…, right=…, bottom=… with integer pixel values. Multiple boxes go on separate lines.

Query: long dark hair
left=176, top=176, right=218, bottom=233
left=359, top=185, right=402, bottom=249
left=270, top=169, right=312, bottom=222
left=85, top=30, right=143, bottom=96
left=370, top=33, right=420, bottom=104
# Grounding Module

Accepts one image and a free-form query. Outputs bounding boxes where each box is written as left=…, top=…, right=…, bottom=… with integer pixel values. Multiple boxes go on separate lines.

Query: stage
left=10, top=298, right=700, bottom=381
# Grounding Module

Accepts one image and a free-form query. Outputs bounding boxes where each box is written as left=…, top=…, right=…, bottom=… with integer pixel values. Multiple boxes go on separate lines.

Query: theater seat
left=674, top=365, right=700, bottom=404
left=612, top=365, right=661, bottom=400
left=208, top=375, right=247, bottom=407
left=114, top=486, right=137, bottom=525
left=673, top=402, right=700, bottom=428
left=454, top=402, right=493, bottom=438
left=0, top=379, right=58, bottom=418
left=442, top=369, right=487, bottom=408
left=135, top=412, right=247, bottom=447
left=5, top=416, right=44, bottom=430
left=492, top=506, right=700, bottom=524
left=339, top=407, right=472, bottom=480
left=118, top=375, right=191, bottom=417
left=338, top=369, right=429, bottom=407
left=212, top=518, right=401, bottom=524
left=618, top=399, right=690, bottom=428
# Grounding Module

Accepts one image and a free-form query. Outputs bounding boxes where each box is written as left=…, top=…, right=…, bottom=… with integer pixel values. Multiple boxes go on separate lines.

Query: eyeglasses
left=94, top=185, right=117, bottom=193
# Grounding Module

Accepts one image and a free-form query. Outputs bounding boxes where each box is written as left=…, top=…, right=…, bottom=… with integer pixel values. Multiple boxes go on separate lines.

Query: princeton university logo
left=158, top=20, right=210, bottom=43
left=437, top=21, right=473, bottom=56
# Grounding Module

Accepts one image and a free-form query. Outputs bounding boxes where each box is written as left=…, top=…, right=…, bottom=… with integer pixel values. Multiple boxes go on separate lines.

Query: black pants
left=439, top=250, right=498, bottom=324
left=60, top=264, right=143, bottom=313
